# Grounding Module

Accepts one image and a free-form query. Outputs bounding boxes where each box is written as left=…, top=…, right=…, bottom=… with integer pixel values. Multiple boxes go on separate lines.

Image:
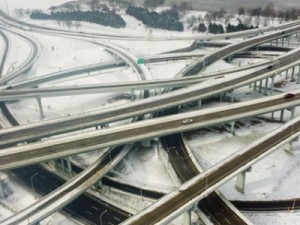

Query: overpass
left=0, top=48, right=299, bottom=148
left=120, top=116, right=300, bottom=225
left=0, top=90, right=300, bottom=170
left=0, top=145, right=131, bottom=225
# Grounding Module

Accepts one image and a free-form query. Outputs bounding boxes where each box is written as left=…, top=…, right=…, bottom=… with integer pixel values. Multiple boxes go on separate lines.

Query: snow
left=1, top=30, right=30, bottom=76
left=1, top=0, right=300, bottom=224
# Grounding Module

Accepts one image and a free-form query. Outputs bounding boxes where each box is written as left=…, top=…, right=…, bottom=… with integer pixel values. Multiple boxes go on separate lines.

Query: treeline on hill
left=30, top=10, right=126, bottom=28
left=126, top=5, right=183, bottom=31
left=197, top=22, right=256, bottom=34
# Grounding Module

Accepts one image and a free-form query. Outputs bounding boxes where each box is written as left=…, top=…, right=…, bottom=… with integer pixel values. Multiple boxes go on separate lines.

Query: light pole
left=30, top=173, right=38, bottom=194
left=99, top=210, right=107, bottom=225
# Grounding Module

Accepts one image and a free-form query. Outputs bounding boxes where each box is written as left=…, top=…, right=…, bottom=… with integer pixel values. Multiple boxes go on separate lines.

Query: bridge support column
left=198, top=100, right=202, bottom=109
left=259, top=80, right=263, bottom=93
left=131, top=89, right=136, bottom=100
left=276, top=38, right=279, bottom=46
left=230, top=121, right=235, bottom=134
left=66, top=157, right=72, bottom=177
left=284, top=141, right=293, bottom=153
left=0, top=181, right=5, bottom=199
left=36, top=97, right=44, bottom=120
left=297, top=65, right=300, bottom=84
left=291, top=67, right=295, bottom=81
left=141, top=139, right=151, bottom=148
left=280, top=109, right=285, bottom=122
left=59, top=158, right=65, bottom=172
left=254, top=82, right=257, bottom=91
left=285, top=69, right=289, bottom=79
left=230, top=90, right=234, bottom=103
left=289, top=107, right=296, bottom=120
left=219, top=93, right=223, bottom=103
left=282, top=38, right=284, bottom=46
left=287, top=36, right=291, bottom=46
left=235, top=167, right=252, bottom=193
left=183, top=209, right=192, bottom=225
left=270, top=75, right=275, bottom=95
left=264, top=78, right=269, bottom=95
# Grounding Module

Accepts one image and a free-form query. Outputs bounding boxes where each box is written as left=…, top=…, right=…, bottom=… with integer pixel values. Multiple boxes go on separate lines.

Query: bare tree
left=90, top=0, right=100, bottom=11
left=238, top=7, right=245, bottom=16
left=263, top=2, right=276, bottom=17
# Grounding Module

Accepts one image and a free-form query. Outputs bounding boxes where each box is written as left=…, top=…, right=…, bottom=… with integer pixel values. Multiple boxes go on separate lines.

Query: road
left=122, top=117, right=300, bottom=225
left=0, top=46, right=299, bottom=149
left=9, top=164, right=130, bottom=225
left=1, top=91, right=300, bottom=170
left=0, top=29, right=9, bottom=76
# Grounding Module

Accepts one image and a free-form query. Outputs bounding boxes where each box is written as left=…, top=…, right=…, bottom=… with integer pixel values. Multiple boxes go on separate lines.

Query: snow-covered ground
left=1, top=0, right=300, bottom=224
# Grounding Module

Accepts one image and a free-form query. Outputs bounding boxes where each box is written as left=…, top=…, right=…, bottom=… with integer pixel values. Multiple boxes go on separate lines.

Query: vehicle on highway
left=284, top=93, right=295, bottom=99
left=182, top=118, right=193, bottom=124
left=266, top=63, right=276, bottom=70
left=281, top=31, right=286, bottom=34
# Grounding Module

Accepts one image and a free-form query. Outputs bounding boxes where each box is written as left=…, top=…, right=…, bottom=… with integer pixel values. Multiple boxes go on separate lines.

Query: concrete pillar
left=36, top=97, right=44, bottom=120
left=270, top=76, right=275, bottom=95
left=141, top=139, right=151, bottom=148
left=276, top=38, right=279, bottom=46
left=297, top=66, right=300, bottom=84
left=264, top=78, right=269, bottom=95
left=259, top=80, right=263, bottom=93
left=271, top=111, right=274, bottom=119
left=230, top=90, right=234, bottom=102
left=280, top=109, right=284, bottom=122
left=183, top=210, right=192, bottom=225
left=284, top=141, right=293, bottom=153
left=131, top=89, right=135, bottom=100
left=289, top=107, right=296, bottom=120
left=235, top=167, right=252, bottom=193
left=66, top=157, right=72, bottom=177
left=287, top=36, right=291, bottom=46
left=198, top=100, right=202, bottom=109
left=282, top=38, right=284, bottom=46
left=219, top=93, right=223, bottom=103
left=254, top=82, right=257, bottom=91
left=291, top=67, right=295, bottom=81
left=285, top=69, right=289, bottom=79
left=60, top=158, right=65, bottom=172
left=0, top=181, right=4, bottom=199
left=230, top=121, right=235, bottom=134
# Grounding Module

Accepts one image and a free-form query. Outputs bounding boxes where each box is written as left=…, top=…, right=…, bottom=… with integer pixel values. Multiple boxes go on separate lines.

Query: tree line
left=30, top=10, right=126, bottom=28
left=197, top=22, right=256, bottom=34
left=126, top=5, right=184, bottom=31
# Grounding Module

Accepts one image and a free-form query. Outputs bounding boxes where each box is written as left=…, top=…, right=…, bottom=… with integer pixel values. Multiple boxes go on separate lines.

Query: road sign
left=137, top=57, right=144, bottom=64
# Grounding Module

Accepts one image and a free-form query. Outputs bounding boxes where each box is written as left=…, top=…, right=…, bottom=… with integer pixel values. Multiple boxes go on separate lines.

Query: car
left=281, top=31, right=285, bottom=34
left=182, top=118, right=193, bottom=124
left=266, top=65, right=273, bottom=69
left=284, top=93, right=295, bottom=99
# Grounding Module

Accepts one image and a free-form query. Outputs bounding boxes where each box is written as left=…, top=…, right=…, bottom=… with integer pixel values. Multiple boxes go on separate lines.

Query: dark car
left=266, top=65, right=273, bottom=69
left=284, top=93, right=295, bottom=99
left=281, top=31, right=285, bottom=34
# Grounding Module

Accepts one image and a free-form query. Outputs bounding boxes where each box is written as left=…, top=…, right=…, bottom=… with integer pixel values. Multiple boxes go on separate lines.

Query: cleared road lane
left=0, top=91, right=300, bottom=170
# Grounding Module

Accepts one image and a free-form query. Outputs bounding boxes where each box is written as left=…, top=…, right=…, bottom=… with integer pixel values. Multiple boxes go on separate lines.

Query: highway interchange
left=1, top=7, right=300, bottom=225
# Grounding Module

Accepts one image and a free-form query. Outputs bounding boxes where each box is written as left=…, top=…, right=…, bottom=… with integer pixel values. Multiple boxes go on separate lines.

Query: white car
left=182, top=118, right=193, bottom=124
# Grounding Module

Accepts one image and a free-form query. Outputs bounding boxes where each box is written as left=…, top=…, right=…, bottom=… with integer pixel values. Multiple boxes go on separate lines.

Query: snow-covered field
left=1, top=0, right=300, bottom=224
